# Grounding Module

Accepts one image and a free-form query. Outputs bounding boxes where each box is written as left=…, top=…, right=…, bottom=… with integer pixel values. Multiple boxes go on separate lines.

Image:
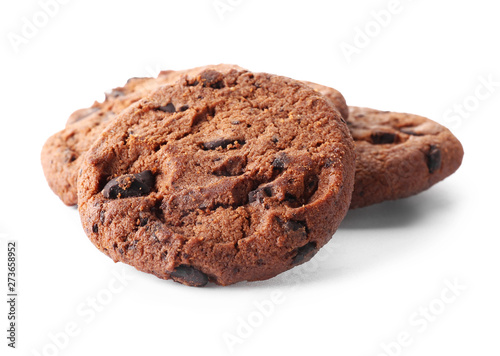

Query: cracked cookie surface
left=308, top=83, right=464, bottom=208
left=347, top=106, right=463, bottom=208
left=77, top=68, right=355, bottom=286
left=41, top=65, right=348, bottom=206
left=41, top=65, right=245, bottom=206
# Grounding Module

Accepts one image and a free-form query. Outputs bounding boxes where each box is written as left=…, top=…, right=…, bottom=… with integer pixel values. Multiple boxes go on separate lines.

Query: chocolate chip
left=248, top=185, right=273, bottom=204
left=304, top=175, right=319, bottom=202
left=199, top=70, right=224, bottom=89
left=284, top=220, right=306, bottom=232
left=400, top=127, right=423, bottom=136
left=248, top=191, right=260, bottom=204
left=92, top=224, right=98, bottom=233
left=64, top=149, right=77, bottom=163
left=102, top=170, right=155, bottom=199
left=292, top=242, right=317, bottom=265
left=427, top=145, right=442, bottom=174
left=171, top=265, right=208, bottom=287
left=179, top=105, right=189, bottom=112
left=212, top=156, right=247, bottom=176
left=263, top=186, right=273, bottom=196
left=202, top=138, right=245, bottom=150
left=272, top=154, right=288, bottom=171
left=156, top=103, right=176, bottom=113
left=371, top=131, right=397, bottom=144
left=139, top=217, right=149, bottom=226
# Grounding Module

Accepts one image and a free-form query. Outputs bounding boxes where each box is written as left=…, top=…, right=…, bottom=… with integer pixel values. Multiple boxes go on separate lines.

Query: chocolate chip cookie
left=41, top=65, right=349, bottom=206
left=42, top=65, right=244, bottom=205
left=308, top=83, right=464, bottom=208
left=347, top=107, right=463, bottom=208
left=303, top=81, right=350, bottom=121
left=77, top=68, right=355, bottom=286
left=65, top=65, right=246, bottom=127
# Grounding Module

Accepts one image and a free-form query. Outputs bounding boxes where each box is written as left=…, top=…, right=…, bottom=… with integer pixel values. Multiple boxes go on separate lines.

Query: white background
left=1, top=0, right=499, bottom=355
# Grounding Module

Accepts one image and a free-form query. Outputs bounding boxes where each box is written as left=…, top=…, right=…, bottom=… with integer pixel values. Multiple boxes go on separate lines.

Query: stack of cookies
left=41, top=65, right=464, bottom=287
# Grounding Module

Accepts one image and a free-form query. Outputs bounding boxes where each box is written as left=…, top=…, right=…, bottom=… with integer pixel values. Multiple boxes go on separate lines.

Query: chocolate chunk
left=400, top=127, right=423, bottom=136
left=292, top=242, right=317, bottom=265
left=371, top=131, right=397, bottom=144
left=64, top=149, right=77, bottom=163
left=247, top=190, right=260, bottom=204
left=171, top=265, right=208, bottom=287
left=427, top=145, right=442, bottom=174
left=92, top=224, right=98, bottom=233
left=102, top=170, right=155, bottom=199
left=284, top=220, right=306, bottom=232
left=157, top=103, right=176, bottom=113
left=272, top=154, right=288, bottom=171
left=179, top=105, right=189, bottom=112
left=202, top=138, right=245, bottom=150
left=248, top=185, right=273, bottom=204
left=305, top=175, right=319, bottom=199
left=263, top=186, right=273, bottom=197
left=284, top=193, right=297, bottom=203
left=200, top=70, right=224, bottom=89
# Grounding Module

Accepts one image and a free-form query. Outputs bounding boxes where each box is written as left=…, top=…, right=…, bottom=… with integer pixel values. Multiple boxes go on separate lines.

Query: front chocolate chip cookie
left=77, top=69, right=355, bottom=286
left=41, top=65, right=246, bottom=206
left=41, top=65, right=350, bottom=206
